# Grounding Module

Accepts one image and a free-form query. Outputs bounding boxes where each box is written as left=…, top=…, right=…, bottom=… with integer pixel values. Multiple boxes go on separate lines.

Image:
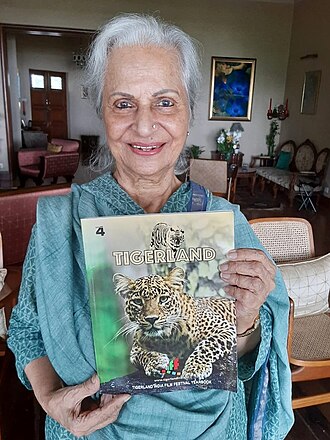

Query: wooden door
left=30, top=70, right=68, bottom=139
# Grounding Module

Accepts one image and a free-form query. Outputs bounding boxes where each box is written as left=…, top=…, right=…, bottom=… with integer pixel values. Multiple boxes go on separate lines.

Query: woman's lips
left=129, top=143, right=164, bottom=155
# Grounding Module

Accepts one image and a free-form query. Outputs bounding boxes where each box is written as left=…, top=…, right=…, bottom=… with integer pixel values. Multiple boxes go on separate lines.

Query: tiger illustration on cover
left=81, top=211, right=237, bottom=394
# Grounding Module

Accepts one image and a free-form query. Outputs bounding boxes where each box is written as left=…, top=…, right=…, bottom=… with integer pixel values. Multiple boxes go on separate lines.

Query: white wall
left=281, top=0, right=330, bottom=195
left=16, top=34, right=104, bottom=143
left=0, top=0, right=294, bottom=171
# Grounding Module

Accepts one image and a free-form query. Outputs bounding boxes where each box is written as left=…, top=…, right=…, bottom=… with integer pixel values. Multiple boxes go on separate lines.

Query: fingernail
left=220, top=263, right=228, bottom=271
left=221, top=273, right=230, bottom=280
left=227, top=251, right=237, bottom=260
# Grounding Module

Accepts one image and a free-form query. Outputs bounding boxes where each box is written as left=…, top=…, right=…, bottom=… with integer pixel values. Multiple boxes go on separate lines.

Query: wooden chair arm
left=40, top=152, right=80, bottom=180
left=287, top=297, right=294, bottom=359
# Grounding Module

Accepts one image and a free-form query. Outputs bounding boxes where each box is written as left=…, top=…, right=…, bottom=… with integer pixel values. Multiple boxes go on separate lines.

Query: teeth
left=131, top=145, right=159, bottom=151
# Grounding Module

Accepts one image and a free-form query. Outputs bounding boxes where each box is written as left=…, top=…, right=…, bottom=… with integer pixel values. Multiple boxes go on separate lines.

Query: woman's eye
left=157, top=99, right=174, bottom=108
left=115, top=101, right=133, bottom=109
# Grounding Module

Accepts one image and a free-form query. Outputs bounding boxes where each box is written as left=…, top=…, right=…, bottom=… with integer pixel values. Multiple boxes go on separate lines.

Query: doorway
left=0, top=24, right=94, bottom=185
left=30, top=69, right=68, bottom=139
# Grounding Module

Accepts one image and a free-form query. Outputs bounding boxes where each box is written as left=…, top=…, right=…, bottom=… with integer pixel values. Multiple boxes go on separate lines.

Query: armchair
left=249, top=217, right=330, bottom=409
left=18, top=138, right=80, bottom=187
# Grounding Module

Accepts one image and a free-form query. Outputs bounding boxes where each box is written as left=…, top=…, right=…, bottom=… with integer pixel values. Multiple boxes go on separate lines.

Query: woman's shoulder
left=208, top=194, right=242, bottom=215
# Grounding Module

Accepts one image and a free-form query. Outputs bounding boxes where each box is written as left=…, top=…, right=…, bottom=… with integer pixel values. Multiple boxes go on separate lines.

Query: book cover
left=81, top=211, right=237, bottom=394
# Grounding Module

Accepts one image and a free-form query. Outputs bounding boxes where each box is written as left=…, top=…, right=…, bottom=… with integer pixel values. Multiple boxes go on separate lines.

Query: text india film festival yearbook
left=81, top=211, right=237, bottom=395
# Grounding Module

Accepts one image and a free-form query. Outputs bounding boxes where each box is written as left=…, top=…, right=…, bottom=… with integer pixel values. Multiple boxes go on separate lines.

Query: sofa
left=255, top=139, right=330, bottom=206
left=18, top=138, right=80, bottom=187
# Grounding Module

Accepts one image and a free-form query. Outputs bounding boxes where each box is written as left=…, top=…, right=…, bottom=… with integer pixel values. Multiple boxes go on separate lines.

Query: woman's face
left=102, top=45, right=190, bottom=180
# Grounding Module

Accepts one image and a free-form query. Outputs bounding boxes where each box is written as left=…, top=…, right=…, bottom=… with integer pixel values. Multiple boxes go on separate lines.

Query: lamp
left=229, top=123, right=244, bottom=155
left=230, top=123, right=244, bottom=134
left=72, top=48, right=86, bottom=68
left=267, top=98, right=289, bottom=120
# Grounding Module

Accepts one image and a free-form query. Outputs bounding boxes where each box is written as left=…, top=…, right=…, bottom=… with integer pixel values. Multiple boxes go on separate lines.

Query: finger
left=222, top=273, right=265, bottom=295
left=223, top=285, right=265, bottom=310
left=220, top=260, right=271, bottom=280
left=76, top=393, right=131, bottom=435
left=227, top=249, right=276, bottom=274
left=67, top=374, right=100, bottom=408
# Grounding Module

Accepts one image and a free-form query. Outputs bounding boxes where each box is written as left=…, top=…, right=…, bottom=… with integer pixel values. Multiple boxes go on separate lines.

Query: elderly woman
left=8, top=13, right=294, bottom=440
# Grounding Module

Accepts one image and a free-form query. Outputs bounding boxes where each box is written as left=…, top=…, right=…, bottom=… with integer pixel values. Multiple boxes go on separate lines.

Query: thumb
left=72, top=374, right=100, bottom=401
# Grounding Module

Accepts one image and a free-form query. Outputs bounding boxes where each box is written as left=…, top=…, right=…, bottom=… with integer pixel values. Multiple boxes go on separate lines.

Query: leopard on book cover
left=82, top=211, right=237, bottom=394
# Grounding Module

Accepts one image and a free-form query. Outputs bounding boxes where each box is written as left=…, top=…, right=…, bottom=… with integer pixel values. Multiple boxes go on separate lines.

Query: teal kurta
left=8, top=173, right=294, bottom=439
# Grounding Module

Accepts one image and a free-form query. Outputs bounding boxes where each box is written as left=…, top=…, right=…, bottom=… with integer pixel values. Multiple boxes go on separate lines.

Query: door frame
left=0, top=23, right=94, bottom=182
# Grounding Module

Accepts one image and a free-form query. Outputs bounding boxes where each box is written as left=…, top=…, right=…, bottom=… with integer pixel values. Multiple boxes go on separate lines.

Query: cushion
left=51, top=138, right=79, bottom=153
left=278, top=253, right=330, bottom=317
left=275, top=151, right=292, bottom=170
left=47, top=143, right=63, bottom=154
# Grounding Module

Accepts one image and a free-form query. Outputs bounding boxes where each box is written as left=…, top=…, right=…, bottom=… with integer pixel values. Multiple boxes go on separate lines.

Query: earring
left=152, top=124, right=157, bottom=129
left=187, top=131, right=190, bottom=136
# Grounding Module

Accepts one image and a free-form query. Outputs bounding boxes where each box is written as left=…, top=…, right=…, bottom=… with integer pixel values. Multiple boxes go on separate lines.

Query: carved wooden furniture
left=255, top=139, right=330, bottom=207
left=235, top=167, right=257, bottom=200
left=249, top=217, right=330, bottom=409
left=249, top=155, right=275, bottom=168
left=18, top=138, right=80, bottom=187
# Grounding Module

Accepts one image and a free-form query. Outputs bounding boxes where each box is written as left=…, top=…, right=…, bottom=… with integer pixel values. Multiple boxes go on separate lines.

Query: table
left=250, top=155, right=275, bottom=167
left=236, top=167, right=257, bottom=197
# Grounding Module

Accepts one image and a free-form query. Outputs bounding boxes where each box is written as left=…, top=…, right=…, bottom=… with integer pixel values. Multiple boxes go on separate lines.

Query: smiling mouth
left=130, top=144, right=162, bottom=152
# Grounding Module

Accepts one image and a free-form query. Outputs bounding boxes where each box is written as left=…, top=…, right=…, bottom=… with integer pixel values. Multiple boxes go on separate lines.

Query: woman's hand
left=41, top=374, right=130, bottom=436
left=219, top=248, right=276, bottom=334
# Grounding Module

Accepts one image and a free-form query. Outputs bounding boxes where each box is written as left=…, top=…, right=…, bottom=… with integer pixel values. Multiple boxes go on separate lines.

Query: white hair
left=85, top=13, right=202, bottom=173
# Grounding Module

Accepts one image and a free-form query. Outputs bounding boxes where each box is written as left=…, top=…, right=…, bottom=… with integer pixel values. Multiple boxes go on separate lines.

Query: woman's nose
left=133, top=107, right=155, bottom=137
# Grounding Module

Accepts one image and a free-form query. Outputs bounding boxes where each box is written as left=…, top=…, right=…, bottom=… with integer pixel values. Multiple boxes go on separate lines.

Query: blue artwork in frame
left=209, top=57, right=256, bottom=121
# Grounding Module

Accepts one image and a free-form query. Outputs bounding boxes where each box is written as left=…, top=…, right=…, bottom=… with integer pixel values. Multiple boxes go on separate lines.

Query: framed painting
left=209, top=57, right=256, bottom=121
left=300, top=70, right=321, bottom=115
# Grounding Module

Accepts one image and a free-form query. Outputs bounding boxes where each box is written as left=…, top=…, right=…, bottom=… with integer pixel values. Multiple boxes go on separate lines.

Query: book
left=81, top=211, right=237, bottom=394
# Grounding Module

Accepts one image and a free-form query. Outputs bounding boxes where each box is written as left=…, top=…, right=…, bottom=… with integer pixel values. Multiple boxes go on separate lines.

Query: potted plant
left=213, top=128, right=242, bottom=161
left=187, top=144, right=205, bottom=159
left=266, top=120, right=279, bottom=157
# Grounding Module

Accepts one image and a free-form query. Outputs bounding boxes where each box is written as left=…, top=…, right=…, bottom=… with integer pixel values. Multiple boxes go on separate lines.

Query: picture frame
left=300, top=70, right=322, bottom=115
left=209, top=57, right=256, bottom=121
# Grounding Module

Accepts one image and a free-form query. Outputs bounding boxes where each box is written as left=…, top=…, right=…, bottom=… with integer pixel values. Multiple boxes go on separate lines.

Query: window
left=50, top=76, right=63, bottom=90
left=31, top=73, right=45, bottom=89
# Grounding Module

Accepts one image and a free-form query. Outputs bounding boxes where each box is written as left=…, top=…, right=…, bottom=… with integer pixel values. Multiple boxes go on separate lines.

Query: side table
left=235, top=167, right=257, bottom=200
left=250, top=155, right=275, bottom=167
